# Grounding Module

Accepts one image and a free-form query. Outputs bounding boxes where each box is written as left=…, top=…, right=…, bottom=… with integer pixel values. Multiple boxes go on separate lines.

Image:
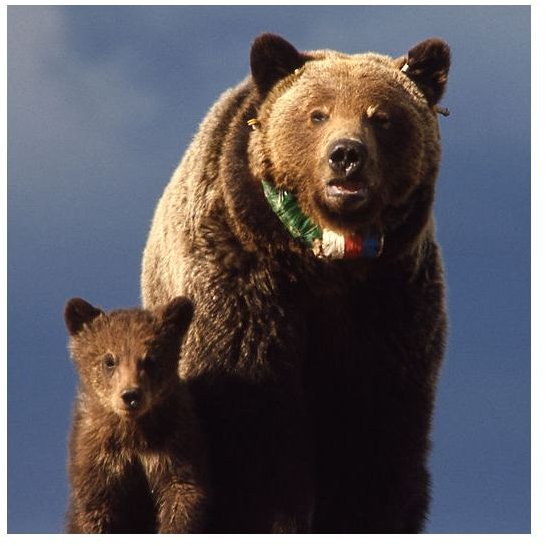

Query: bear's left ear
left=160, top=296, right=194, bottom=338
left=250, top=33, right=307, bottom=95
left=64, top=298, right=104, bottom=336
left=396, top=38, right=451, bottom=105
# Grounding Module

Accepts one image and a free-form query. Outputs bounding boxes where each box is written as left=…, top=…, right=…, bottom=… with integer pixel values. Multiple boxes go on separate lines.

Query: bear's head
left=64, top=297, right=193, bottom=418
left=248, top=34, right=450, bottom=258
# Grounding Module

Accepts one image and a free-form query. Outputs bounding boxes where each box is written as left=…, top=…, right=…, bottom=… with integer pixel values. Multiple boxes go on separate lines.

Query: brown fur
left=64, top=297, right=209, bottom=533
left=141, top=34, right=450, bottom=532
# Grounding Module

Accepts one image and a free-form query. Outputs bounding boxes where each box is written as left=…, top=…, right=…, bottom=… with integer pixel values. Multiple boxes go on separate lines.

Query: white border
left=3, top=1, right=538, bottom=543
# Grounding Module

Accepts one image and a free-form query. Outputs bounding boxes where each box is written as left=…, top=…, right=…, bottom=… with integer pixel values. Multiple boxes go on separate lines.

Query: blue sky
left=7, top=5, right=530, bottom=533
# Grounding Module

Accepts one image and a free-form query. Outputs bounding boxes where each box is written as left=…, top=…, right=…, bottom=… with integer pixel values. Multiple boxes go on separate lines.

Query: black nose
left=328, top=139, right=367, bottom=177
left=121, top=388, right=142, bottom=409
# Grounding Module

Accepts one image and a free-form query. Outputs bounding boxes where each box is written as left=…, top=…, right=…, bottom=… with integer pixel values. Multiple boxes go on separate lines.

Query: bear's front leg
left=147, top=456, right=208, bottom=533
left=67, top=416, right=155, bottom=533
left=67, top=455, right=131, bottom=533
left=187, top=370, right=314, bottom=533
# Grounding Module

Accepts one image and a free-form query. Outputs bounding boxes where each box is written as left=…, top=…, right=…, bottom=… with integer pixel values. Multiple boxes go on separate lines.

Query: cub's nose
left=121, top=388, right=143, bottom=409
left=328, top=139, right=367, bottom=177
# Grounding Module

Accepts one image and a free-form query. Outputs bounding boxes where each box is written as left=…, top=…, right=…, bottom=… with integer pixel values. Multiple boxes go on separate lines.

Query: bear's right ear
left=160, top=297, right=194, bottom=338
left=250, top=33, right=307, bottom=95
left=64, top=298, right=103, bottom=336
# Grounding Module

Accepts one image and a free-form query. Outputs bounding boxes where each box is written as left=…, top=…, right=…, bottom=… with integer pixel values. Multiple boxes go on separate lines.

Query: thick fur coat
left=141, top=34, right=450, bottom=533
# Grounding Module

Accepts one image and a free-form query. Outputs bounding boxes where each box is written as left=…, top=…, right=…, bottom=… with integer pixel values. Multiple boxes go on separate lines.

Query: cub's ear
left=64, top=298, right=103, bottom=336
left=397, top=38, right=451, bottom=105
left=160, top=297, right=194, bottom=337
left=250, top=33, right=307, bottom=95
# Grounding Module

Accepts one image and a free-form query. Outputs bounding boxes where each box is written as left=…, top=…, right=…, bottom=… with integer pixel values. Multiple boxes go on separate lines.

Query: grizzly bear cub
left=64, top=296, right=208, bottom=533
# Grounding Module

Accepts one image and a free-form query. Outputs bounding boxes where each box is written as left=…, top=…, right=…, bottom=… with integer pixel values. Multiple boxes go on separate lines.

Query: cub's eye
left=103, top=354, right=116, bottom=370
left=140, top=355, right=157, bottom=370
left=310, top=110, right=329, bottom=124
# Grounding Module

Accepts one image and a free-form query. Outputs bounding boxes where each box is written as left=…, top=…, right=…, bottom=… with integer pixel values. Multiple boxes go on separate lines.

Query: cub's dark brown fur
left=64, top=297, right=209, bottom=533
left=142, top=34, right=450, bottom=533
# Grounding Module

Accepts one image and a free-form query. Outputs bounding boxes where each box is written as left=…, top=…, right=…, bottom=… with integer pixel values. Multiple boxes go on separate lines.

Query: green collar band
left=261, top=180, right=384, bottom=260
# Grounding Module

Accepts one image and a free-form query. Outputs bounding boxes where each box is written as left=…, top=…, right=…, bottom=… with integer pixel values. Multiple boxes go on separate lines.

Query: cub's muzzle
left=121, top=388, right=143, bottom=410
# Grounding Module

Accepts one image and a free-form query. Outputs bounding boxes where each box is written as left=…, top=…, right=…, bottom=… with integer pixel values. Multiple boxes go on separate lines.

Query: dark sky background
left=7, top=5, right=530, bottom=533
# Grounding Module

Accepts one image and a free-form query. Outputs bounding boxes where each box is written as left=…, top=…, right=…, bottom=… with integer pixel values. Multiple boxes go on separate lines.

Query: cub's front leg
left=67, top=447, right=132, bottom=533
left=145, top=453, right=208, bottom=533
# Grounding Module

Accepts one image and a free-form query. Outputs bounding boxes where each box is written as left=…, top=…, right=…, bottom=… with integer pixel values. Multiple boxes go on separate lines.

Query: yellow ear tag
left=247, top=118, right=260, bottom=130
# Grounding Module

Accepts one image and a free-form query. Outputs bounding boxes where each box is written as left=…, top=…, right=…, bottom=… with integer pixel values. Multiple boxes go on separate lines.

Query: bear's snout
left=323, top=138, right=371, bottom=210
left=328, top=139, right=368, bottom=178
left=121, top=388, right=143, bottom=410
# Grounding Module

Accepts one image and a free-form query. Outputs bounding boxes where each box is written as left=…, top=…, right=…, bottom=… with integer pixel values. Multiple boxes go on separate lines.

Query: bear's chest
left=304, top=273, right=432, bottom=388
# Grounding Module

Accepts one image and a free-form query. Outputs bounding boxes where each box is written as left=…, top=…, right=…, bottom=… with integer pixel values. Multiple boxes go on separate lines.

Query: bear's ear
left=160, top=296, right=194, bottom=338
left=64, top=298, right=103, bottom=336
left=397, top=38, right=451, bottom=105
left=250, top=33, right=307, bottom=95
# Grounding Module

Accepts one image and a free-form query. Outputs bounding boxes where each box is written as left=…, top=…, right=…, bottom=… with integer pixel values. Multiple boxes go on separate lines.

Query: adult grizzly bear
left=142, top=34, right=450, bottom=533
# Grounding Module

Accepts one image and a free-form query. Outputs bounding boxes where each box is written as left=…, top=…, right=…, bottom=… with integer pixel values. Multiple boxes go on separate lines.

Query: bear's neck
left=260, top=180, right=384, bottom=261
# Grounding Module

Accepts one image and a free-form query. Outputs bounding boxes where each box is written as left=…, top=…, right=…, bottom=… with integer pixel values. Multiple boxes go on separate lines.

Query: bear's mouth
left=119, top=405, right=144, bottom=418
left=324, top=178, right=369, bottom=209
left=326, top=179, right=367, bottom=197
left=117, top=399, right=150, bottom=419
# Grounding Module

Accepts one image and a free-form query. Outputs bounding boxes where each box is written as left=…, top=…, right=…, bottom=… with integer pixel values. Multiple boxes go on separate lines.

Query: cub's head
left=64, top=297, right=193, bottom=418
left=248, top=34, right=450, bottom=254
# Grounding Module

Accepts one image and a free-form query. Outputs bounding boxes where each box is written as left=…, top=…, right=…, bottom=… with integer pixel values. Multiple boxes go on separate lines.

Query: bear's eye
left=103, top=353, right=116, bottom=370
left=370, top=111, right=391, bottom=130
left=140, top=354, right=157, bottom=371
left=310, top=110, right=329, bottom=124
